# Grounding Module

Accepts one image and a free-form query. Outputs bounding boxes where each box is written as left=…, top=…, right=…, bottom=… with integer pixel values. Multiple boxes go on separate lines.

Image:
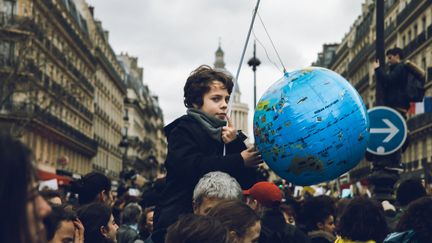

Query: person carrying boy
left=150, top=65, right=263, bottom=243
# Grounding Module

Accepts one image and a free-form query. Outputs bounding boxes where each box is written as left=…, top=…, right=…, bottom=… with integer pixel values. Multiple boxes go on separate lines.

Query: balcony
left=328, top=43, right=347, bottom=69
left=428, top=67, right=432, bottom=82
left=384, top=21, right=397, bottom=39
left=26, top=61, right=93, bottom=121
left=41, top=0, right=96, bottom=65
left=397, top=0, right=422, bottom=25
left=355, top=74, right=369, bottom=91
left=354, top=13, right=372, bottom=45
left=403, top=32, right=427, bottom=57
left=2, top=102, right=97, bottom=154
left=407, top=112, right=432, bottom=132
left=95, top=47, right=126, bottom=92
left=348, top=43, right=373, bottom=73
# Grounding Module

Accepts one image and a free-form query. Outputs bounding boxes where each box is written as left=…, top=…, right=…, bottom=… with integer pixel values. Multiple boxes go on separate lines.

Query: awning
left=37, top=169, right=72, bottom=186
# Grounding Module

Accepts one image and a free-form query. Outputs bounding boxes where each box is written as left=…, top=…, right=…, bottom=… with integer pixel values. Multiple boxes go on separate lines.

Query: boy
left=151, top=65, right=262, bottom=243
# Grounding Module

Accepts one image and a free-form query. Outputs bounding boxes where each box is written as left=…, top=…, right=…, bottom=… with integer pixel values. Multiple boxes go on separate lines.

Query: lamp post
left=119, top=116, right=130, bottom=171
left=247, top=40, right=261, bottom=108
left=367, top=0, right=400, bottom=202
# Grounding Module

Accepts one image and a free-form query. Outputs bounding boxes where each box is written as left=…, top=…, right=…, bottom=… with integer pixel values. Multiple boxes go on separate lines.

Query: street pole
left=368, top=0, right=400, bottom=202
left=248, top=40, right=261, bottom=109
left=375, top=0, right=385, bottom=106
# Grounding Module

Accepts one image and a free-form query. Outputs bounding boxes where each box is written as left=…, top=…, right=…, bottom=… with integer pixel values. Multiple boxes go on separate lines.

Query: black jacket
left=375, top=62, right=410, bottom=110
left=151, top=115, right=257, bottom=243
left=259, top=208, right=311, bottom=243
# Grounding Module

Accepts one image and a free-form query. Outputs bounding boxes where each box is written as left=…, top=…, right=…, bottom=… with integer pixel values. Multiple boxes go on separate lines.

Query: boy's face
left=195, top=80, right=229, bottom=120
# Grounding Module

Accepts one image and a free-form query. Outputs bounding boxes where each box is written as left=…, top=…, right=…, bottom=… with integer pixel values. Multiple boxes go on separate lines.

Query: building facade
left=0, top=0, right=97, bottom=178
left=322, top=0, right=432, bottom=184
left=0, top=0, right=165, bottom=180
left=213, top=44, right=249, bottom=135
left=118, top=53, right=166, bottom=181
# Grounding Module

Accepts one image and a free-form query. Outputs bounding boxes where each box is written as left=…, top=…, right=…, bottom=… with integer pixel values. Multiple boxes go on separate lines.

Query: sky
left=86, top=0, right=364, bottom=138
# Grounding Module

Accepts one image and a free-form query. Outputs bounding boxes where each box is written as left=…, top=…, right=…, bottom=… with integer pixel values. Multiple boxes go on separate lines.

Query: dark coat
left=259, top=208, right=311, bottom=243
left=151, top=115, right=257, bottom=243
left=117, top=225, right=139, bottom=243
left=375, top=63, right=410, bottom=110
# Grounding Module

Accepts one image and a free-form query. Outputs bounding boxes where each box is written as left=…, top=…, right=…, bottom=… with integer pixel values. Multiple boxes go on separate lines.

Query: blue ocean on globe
left=253, top=67, right=369, bottom=185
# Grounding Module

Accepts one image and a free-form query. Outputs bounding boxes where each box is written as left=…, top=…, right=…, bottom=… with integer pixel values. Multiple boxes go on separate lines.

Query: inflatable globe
left=253, top=67, right=369, bottom=185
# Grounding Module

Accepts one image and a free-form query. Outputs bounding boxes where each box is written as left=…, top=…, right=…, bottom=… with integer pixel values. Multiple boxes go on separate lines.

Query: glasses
left=27, top=185, right=41, bottom=202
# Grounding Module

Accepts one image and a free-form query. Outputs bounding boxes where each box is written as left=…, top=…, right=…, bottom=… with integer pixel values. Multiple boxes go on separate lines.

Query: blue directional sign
left=367, top=106, right=407, bottom=155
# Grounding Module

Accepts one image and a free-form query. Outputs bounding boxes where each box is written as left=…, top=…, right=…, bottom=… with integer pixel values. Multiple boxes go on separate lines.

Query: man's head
left=207, top=200, right=261, bottom=243
left=77, top=203, right=118, bottom=243
left=44, top=205, right=77, bottom=243
left=386, top=47, right=403, bottom=65
left=72, top=172, right=113, bottom=206
left=193, top=171, right=242, bottom=215
left=396, top=179, right=426, bottom=207
left=121, top=203, right=142, bottom=225
left=243, top=182, right=282, bottom=210
left=184, top=65, right=234, bottom=119
left=40, top=189, right=63, bottom=205
left=165, top=214, right=229, bottom=243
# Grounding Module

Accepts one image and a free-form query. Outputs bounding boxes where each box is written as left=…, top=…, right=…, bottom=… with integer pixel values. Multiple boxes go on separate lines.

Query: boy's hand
left=73, top=218, right=85, bottom=243
left=373, top=59, right=380, bottom=69
left=241, top=147, right=263, bottom=167
left=222, top=116, right=237, bottom=144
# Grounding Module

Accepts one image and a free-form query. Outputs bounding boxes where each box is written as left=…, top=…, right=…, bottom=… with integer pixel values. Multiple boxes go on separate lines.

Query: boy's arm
left=165, top=126, right=245, bottom=182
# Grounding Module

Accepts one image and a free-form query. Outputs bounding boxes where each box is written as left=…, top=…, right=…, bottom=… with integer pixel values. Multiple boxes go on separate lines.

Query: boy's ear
left=192, top=200, right=198, bottom=213
left=100, top=225, right=109, bottom=238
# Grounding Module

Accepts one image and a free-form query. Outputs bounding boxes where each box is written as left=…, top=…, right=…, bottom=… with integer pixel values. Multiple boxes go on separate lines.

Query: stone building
left=117, top=53, right=166, bottom=181
left=213, top=44, right=249, bottom=135
left=322, top=0, right=432, bottom=184
left=0, top=0, right=97, bottom=179
left=0, top=0, right=165, bottom=181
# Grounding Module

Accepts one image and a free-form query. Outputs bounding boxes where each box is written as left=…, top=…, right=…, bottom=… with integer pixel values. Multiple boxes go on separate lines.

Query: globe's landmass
left=254, top=67, right=369, bottom=185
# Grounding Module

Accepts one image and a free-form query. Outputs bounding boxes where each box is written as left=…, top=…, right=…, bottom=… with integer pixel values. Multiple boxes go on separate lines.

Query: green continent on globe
left=286, top=155, right=324, bottom=176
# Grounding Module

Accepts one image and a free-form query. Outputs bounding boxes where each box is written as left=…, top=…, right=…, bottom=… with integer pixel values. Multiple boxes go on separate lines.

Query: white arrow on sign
left=370, top=119, right=399, bottom=143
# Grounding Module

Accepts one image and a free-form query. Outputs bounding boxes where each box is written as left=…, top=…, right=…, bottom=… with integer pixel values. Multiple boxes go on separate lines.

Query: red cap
left=243, top=182, right=282, bottom=208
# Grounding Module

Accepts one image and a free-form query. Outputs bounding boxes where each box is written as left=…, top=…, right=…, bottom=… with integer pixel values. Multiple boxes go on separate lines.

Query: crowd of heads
left=1, top=117, right=432, bottom=243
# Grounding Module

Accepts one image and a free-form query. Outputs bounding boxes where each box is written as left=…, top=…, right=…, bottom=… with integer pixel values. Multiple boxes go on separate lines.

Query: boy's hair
left=77, top=203, right=112, bottom=243
left=165, top=214, right=229, bottom=243
left=386, top=47, right=404, bottom=59
left=44, top=205, right=77, bottom=241
left=183, top=65, right=234, bottom=108
left=336, top=197, right=388, bottom=242
left=71, top=171, right=111, bottom=205
left=207, top=200, right=260, bottom=239
left=396, top=179, right=426, bottom=207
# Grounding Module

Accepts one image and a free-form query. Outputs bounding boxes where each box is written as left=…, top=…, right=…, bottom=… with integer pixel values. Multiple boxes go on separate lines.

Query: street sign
left=367, top=106, right=407, bottom=155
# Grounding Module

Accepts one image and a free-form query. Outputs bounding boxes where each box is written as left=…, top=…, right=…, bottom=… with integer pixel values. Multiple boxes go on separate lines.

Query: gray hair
left=122, top=202, right=142, bottom=225
left=193, top=171, right=242, bottom=207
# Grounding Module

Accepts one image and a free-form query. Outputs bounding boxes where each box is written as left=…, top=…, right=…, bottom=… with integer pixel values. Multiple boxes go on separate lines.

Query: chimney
left=88, top=6, right=94, bottom=17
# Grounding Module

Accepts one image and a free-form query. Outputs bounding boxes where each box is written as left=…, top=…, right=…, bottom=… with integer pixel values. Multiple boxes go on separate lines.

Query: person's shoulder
left=164, top=115, right=198, bottom=135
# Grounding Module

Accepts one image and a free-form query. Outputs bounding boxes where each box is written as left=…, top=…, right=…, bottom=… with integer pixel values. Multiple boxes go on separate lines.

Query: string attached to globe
left=223, top=1, right=369, bottom=186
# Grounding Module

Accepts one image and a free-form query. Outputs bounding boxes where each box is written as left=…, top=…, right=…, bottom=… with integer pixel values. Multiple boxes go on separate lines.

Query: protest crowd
left=1, top=64, right=431, bottom=243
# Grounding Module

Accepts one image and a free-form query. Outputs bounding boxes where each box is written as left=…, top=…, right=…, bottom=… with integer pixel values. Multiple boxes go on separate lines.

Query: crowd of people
left=1, top=134, right=431, bottom=243
left=1, top=64, right=431, bottom=243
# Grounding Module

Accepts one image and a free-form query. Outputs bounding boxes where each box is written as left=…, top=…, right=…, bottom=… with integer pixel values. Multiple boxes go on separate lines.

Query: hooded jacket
left=151, top=115, right=257, bottom=243
left=375, top=62, right=410, bottom=110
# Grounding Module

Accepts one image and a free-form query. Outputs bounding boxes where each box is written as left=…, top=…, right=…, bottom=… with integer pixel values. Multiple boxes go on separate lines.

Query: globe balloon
left=254, top=67, right=369, bottom=185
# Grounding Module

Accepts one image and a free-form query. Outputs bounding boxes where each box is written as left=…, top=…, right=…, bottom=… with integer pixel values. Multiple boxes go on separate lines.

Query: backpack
left=404, top=61, right=426, bottom=102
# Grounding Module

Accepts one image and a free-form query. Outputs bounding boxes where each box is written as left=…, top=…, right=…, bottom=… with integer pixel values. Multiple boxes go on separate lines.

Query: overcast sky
left=86, top=0, right=363, bottom=137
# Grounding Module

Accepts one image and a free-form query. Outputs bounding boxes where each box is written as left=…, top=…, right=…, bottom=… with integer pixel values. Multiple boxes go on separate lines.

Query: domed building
left=213, top=44, right=249, bottom=137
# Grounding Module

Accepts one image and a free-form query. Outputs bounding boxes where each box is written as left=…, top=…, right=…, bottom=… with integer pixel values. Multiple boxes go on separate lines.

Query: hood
left=163, top=115, right=193, bottom=137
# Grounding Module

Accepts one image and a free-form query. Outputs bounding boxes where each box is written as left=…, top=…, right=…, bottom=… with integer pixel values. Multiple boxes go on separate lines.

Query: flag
left=408, top=96, right=432, bottom=115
